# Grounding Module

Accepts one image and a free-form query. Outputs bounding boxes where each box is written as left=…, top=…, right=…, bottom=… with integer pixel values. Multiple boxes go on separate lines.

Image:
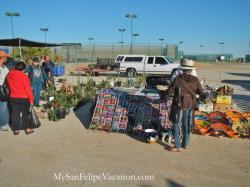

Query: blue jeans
left=173, top=108, right=193, bottom=148
left=0, top=101, right=9, bottom=127
left=33, top=83, right=43, bottom=105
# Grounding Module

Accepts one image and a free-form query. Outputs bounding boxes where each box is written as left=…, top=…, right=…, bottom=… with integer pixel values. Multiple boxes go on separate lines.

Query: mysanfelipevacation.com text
left=53, top=172, right=155, bottom=183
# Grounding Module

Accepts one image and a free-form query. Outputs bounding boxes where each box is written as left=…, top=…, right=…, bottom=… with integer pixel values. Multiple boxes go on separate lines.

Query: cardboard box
left=216, top=96, right=232, bottom=105
left=198, top=103, right=214, bottom=113
left=214, top=103, right=232, bottom=112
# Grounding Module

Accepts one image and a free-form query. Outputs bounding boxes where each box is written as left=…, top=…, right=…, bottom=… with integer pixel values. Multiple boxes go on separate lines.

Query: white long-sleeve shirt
left=0, top=65, right=9, bottom=85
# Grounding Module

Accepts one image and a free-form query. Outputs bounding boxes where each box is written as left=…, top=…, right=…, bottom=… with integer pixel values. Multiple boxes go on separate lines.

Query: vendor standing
left=27, top=56, right=47, bottom=107
left=168, top=59, right=204, bottom=152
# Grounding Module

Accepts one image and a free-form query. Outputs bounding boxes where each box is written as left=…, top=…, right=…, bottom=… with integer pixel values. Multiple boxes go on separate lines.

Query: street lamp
left=118, top=28, right=126, bottom=52
left=159, top=38, right=165, bottom=55
left=179, top=41, right=184, bottom=58
left=88, top=37, right=95, bottom=63
left=248, top=42, right=250, bottom=55
left=200, top=45, right=204, bottom=54
left=5, top=12, right=20, bottom=38
left=219, top=42, right=224, bottom=54
left=125, top=14, right=138, bottom=54
left=132, top=33, right=140, bottom=50
left=40, top=27, right=49, bottom=47
left=118, top=28, right=126, bottom=44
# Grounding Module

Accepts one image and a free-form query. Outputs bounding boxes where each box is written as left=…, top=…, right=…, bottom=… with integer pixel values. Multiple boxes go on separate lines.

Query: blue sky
left=1, top=0, right=250, bottom=57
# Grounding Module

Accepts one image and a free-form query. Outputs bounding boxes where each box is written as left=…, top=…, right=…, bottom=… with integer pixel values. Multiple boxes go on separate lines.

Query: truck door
left=144, top=56, right=155, bottom=73
left=154, top=57, right=169, bottom=74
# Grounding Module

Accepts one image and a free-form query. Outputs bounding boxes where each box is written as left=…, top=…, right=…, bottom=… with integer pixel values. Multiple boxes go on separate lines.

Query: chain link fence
left=54, top=44, right=179, bottom=64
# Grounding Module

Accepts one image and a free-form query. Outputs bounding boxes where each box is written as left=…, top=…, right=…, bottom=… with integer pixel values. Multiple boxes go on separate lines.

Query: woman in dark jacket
left=168, top=59, right=204, bottom=152
left=7, top=61, right=34, bottom=135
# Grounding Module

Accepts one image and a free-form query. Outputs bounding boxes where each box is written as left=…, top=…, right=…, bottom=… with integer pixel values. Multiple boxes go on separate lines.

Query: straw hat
left=179, top=58, right=196, bottom=70
left=0, top=50, right=10, bottom=58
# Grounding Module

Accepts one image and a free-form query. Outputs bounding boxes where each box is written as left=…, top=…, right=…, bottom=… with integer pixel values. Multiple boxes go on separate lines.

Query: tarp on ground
left=0, top=38, right=61, bottom=47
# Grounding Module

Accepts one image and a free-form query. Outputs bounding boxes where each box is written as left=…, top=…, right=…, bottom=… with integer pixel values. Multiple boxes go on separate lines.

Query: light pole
left=132, top=33, right=140, bottom=51
left=179, top=41, right=184, bottom=58
left=5, top=12, right=20, bottom=38
left=219, top=42, right=224, bottom=55
left=88, top=37, right=95, bottom=63
left=118, top=42, right=124, bottom=53
left=125, top=14, right=137, bottom=54
left=40, top=27, right=49, bottom=47
left=159, top=38, right=165, bottom=55
left=248, top=42, right=250, bottom=55
left=200, top=45, right=204, bottom=54
left=118, top=28, right=126, bottom=44
left=118, top=28, right=126, bottom=52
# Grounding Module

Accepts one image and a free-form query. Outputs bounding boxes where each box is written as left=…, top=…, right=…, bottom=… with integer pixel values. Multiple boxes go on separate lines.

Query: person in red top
left=7, top=61, right=34, bottom=135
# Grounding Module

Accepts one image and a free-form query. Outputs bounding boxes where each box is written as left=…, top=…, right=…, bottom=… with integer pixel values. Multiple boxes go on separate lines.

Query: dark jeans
left=173, top=108, right=193, bottom=148
left=33, top=83, right=43, bottom=105
left=0, top=101, right=9, bottom=127
left=9, top=98, right=30, bottom=131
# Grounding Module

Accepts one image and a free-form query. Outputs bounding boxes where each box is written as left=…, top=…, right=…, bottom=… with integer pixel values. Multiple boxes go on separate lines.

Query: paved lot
left=0, top=63, right=249, bottom=187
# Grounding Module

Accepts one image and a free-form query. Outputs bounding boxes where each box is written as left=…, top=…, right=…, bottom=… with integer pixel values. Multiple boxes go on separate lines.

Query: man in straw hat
left=0, top=50, right=10, bottom=131
left=168, top=58, right=204, bottom=152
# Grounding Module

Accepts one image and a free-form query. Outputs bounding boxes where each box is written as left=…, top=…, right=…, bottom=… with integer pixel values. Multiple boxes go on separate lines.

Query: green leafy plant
left=48, top=109, right=58, bottom=121
left=84, top=78, right=96, bottom=100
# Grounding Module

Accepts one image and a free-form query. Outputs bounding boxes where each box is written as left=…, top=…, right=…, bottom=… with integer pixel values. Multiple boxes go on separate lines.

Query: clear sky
left=1, top=0, right=250, bottom=57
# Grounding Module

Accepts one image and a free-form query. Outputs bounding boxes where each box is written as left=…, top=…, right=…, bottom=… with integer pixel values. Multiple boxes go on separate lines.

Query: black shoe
left=25, top=130, right=34, bottom=135
left=13, top=131, right=20, bottom=135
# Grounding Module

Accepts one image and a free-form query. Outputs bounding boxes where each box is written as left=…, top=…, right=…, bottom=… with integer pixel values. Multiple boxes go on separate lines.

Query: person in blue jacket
left=27, top=56, right=48, bottom=107
left=42, top=55, right=55, bottom=87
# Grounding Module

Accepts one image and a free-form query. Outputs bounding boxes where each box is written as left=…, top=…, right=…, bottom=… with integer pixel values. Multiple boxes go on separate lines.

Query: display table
left=90, top=88, right=173, bottom=133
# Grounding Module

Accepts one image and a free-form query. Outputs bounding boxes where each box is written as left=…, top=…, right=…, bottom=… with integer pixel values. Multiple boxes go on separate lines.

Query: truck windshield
left=155, top=57, right=167, bottom=64
left=166, top=57, right=174, bottom=64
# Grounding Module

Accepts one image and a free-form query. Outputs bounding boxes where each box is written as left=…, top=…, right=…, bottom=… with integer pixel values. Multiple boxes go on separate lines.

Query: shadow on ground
left=232, top=94, right=250, bottom=112
left=73, top=97, right=170, bottom=149
left=221, top=80, right=250, bottom=91
left=139, top=178, right=184, bottom=187
left=74, top=100, right=96, bottom=129
left=227, top=73, right=250, bottom=77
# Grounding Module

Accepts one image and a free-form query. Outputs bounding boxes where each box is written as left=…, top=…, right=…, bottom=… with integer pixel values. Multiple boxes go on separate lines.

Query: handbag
left=29, top=106, right=41, bottom=129
left=0, top=80, right=9, bottom=101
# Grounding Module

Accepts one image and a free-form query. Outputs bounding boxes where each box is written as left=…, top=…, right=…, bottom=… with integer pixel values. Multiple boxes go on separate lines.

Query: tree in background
left=11, top=47, right=51, bottom=62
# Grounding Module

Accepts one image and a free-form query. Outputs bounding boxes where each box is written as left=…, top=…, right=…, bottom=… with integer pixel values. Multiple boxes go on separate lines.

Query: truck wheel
left=127, top=69, right=136, bottom=78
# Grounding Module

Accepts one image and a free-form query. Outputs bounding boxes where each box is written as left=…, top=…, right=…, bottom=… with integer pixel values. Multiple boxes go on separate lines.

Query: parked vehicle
left=115, top=55, right=179, bottom=77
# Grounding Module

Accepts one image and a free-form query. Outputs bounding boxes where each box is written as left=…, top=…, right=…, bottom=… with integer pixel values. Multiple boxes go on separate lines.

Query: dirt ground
left=0, top=63, right=250, bottom=187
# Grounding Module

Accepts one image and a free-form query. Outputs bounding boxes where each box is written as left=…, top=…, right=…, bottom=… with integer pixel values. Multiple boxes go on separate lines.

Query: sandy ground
left=0, top=63, right=250, bottom=187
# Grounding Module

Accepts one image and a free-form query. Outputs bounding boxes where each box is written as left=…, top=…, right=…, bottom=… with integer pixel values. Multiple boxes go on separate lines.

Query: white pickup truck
left=115, top=55, right=179, bottom=77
